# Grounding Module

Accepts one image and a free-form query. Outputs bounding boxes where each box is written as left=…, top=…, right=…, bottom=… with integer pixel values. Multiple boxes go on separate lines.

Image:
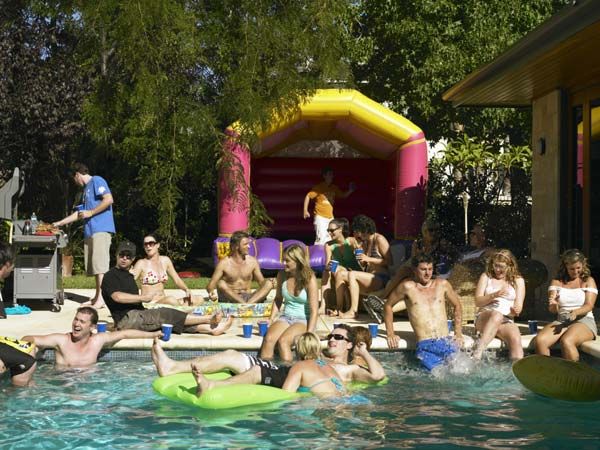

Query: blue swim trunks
left=415, top=337, right=457, bottom=371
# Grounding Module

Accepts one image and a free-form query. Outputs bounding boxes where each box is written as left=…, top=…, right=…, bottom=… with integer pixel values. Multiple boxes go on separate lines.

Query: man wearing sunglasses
left=384, top=253, right=464, bottom=371
left=101, top=241, right=232, bottom=336
left=151, top=324, right=385, bottom=396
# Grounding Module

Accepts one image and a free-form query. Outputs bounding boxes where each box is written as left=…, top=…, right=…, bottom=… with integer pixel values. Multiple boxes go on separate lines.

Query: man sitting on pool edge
left=384, top=253, right=464, bottom=371
left=102, top=240, right=233, bottom=335
left=151, top=324, right=386, bottom=397
left=206, top=230, right=273, bottom=304
left=21, top=306, right=163, bottom=368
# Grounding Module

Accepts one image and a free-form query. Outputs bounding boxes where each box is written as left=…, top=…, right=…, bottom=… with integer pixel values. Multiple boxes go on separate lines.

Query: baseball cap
left=116, top=241, right=136, bottom=256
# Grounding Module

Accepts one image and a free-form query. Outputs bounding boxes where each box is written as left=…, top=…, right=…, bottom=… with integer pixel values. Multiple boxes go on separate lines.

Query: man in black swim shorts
left=0, top=336, right=37, bottom=387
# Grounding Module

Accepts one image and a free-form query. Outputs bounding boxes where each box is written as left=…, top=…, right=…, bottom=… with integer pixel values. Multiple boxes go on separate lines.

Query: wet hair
left=144, top=233, right=160, bottom=243
left=556, top=249, right=591, bottom=283
left=0, top=241, right=15, bottom=267
left=283, top=244, right=314, bottom=292
left=321, top=167, right=333, bottom=177
left=485, top=249, right=520, bottom=286
left=296, top=332, right=321, bottom=360
left=329, top=218, right=350, bottom=238
left=410, top=253, right=435, bottom=268
left=229, top=230, right=250, bottom=255
left=352, top=326, right=372, bottom=350
left=351, top=215, right=376, bottom=235
left=331, top=324, right=355, bottom=362
left=76, top=306, right=99, bottom=325
left=69, top=162, right=90, bottom=176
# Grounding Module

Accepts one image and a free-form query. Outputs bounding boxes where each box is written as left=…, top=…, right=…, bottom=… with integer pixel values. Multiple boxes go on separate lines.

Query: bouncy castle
left=214, top=89, right=427, bottom=269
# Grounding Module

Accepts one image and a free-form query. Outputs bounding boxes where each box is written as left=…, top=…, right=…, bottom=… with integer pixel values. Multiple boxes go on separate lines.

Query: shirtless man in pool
left=384, top=253, right=464, bottom=371
left=151, top=324, right=386, bottom=396
left=206, top=230, right=273, bottom=304
left=21, top=307, right=162, bottom=368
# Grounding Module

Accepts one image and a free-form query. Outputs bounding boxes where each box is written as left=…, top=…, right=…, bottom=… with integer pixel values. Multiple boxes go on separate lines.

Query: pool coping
left=2, top=289, right=599, bottom=359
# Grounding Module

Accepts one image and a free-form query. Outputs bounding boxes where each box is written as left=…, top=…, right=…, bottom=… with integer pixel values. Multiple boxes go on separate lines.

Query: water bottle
left=23, top=220, right=32, bottom=235
left=30, top=213, right=38, bottom=233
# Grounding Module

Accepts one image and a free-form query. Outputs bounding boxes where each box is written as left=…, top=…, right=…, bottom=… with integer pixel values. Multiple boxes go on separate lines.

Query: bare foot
left=338, top=310, right=358, bottom=319
left=210, top=315, right=234, bottom=336
left=151, top=337, right=176, bottom=377
left=192, top=363, right=216, bottom=397
left=210, top=311, right=224, bottom=329
left=327, top=309, right=339, bottom=317
left=83, top=296, right=106, bottom=309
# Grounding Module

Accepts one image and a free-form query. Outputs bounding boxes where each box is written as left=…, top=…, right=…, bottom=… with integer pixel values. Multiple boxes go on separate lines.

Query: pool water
left=1, top=353, right=599, bottom=449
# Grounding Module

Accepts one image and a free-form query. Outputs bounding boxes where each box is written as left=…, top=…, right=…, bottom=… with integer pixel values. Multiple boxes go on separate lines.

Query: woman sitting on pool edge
left=535, top=249, right=598, bottom=361
left=132, top=233, right=205, bottom=307
left=323, top=218, right=361, bottom=317
left=259, top=244, right=319, bottom=363
left=472, top=249, right=525, bottom=360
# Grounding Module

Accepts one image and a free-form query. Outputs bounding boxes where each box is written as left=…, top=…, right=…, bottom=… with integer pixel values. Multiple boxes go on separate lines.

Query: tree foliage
left=428, top=134, right=532, bottom=256
left=352, top=0, right=572, bottom=144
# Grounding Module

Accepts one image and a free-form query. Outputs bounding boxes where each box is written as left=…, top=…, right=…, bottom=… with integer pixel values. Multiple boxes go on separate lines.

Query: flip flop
left=5, top=304, right=32, bottom=315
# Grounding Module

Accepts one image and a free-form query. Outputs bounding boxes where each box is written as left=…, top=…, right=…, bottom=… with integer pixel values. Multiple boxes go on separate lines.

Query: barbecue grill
left=0, top=168, right=67, bottom=312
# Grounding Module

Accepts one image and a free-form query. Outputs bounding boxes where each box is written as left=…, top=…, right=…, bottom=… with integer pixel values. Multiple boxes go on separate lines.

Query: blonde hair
left=284, top=244, right=314, bottom=293
left=296, top=332, right=321, bottom=361
left=557, top=249, right=591, bottom=282
left=485, top=249, right=520, bottom=286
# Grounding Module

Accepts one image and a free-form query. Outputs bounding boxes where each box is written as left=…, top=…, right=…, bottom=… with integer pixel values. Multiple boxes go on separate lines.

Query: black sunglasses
left=327, top=227, right=339, bottom=233
left=143, top=241, right=158, bottom=247
left=118, top=253, right=133, bottom=260
left=325, top=333, right=350, bottom=342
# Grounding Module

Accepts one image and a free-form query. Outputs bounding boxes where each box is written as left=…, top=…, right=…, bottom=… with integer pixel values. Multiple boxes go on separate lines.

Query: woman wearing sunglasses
left=260, top=244, right=319, bottom=363
left=322, top=218, right=361, bottom=318
left=132, top=233, right=204, bottom=306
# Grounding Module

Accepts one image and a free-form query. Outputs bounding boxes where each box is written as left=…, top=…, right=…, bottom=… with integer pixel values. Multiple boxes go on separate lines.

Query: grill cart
left=1, top=168, right=67, bottom=312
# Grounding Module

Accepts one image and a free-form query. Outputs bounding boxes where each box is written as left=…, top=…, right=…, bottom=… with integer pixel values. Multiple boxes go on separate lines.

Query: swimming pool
left=1, top=353, right=599, bottom=449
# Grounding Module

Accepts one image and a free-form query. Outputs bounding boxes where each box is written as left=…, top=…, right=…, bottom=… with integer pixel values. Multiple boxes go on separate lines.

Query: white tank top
left=482, top=276, right=516, bottom=316
left=548, top=285, right=597, bottom=319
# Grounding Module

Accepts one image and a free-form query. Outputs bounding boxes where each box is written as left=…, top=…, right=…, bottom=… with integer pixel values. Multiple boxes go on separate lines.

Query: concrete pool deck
left=2, top=289, right=600, bottom=359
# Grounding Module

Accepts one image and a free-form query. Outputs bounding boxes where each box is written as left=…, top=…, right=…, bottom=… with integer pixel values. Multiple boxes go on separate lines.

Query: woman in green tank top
left=323, top=218, right=361, bottom=318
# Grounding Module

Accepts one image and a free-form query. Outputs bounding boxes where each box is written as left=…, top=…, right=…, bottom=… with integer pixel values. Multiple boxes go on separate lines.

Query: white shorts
left=314, top=214, right=332, bottom=245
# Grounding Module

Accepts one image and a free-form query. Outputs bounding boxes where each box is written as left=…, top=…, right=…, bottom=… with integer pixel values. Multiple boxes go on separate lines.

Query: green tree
left=353, top=0, right=571, bottom=144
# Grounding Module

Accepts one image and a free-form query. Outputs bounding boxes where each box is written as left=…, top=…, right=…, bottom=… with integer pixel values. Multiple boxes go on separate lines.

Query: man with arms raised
left=21, top=306, right=160, bottom=368
left=384, top=253, right=464, bottom=371
left=207, top=230, right=272, bottom=304
left=151, top=324, right=385, bottom=396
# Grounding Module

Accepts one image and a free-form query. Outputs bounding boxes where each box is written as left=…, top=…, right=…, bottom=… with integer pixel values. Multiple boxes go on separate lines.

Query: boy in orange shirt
left=302, top=167, right=355, bottom=245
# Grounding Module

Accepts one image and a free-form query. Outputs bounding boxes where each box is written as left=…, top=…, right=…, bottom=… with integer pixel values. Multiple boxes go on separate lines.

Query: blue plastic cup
left=447, top=319, right=454, bottom=332
left=96, top=321, right=107, bottom=333
left=528, top=320, right=538, bottom=334
left=258, top=321, right=269, bottom=337
left=354, top=249, right=364, bottom=257
left=329, top=260, right=339, bottom=273
left=368, top=323, right=378, bottom=339
left=243, top=323, right=253, bottom=338
left=161, top=323, right=173, bottom=341
left=74, top=204, right=84, bottom=212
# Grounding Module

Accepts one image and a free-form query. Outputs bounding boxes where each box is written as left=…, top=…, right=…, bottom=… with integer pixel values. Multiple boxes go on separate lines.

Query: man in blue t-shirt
left=54, top=162, right=115, bottom=308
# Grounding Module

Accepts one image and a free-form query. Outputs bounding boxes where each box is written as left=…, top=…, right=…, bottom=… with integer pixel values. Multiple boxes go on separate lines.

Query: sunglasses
left=327, top=227, right=339, bottom=233
left=143, top=241, right=158, bottom=247
left=118, top=253, right=133, bottom=260
left=325, top=333, right=350, bottom=342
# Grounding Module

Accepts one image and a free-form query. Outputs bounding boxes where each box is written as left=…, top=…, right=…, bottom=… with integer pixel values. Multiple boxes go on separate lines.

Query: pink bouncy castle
left=215, top=89, right=428, bottom=270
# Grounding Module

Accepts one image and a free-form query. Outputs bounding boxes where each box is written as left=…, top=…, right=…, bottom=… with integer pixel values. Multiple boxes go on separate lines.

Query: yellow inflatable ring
left=512, top=355, right=600, bottom=402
